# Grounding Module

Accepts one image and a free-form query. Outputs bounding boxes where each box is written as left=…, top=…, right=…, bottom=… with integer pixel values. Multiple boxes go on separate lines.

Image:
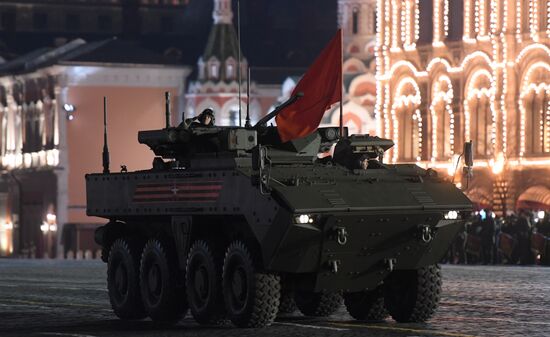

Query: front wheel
left=344, top=285, right=388, bottom=322
left=384, top=264, right=442, bottom=323
left=295, top=291, right=342, bottom=317
left=222, top=241, right=280, bottom=328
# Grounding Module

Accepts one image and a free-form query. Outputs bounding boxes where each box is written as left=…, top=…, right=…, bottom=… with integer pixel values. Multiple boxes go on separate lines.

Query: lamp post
left=40, top=213, right=57, bottom=258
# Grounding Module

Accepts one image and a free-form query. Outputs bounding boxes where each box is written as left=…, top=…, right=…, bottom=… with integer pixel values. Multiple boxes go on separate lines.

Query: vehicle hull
left=87, top=167, right=468, bottom=292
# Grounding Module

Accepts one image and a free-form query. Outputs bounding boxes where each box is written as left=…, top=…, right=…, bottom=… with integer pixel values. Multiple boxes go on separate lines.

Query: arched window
left=471, top=94, right=491, bottom=156
left=520, top=62, right=550, bottom=155
left=529, top=0, right=539, bottom=36
left=521, top=0, right=530, bottom=35
left=398, top=108, right=422, bottom=161
left=527, top=0, right=548, bottom=38
left=391, top=78, right=422, bottom=162
left=464, top=0, right=476, bottom=40
left=391, top=0, right=401, bottom=48
left=198, top=59, right=206, bottom=80
left=430, top=76, right=454, bottom=160
left=210, top=63, right=219, bottom=79
left=227, top=63, right=234, bottom=80
left=473, top=0, right=489, bottom=36
left=418, top=0, right=433, bottom=44
left=432, top=0, right=451, bottom=42
left=229, top=106, right=240, bottom=126
left=402, top=0, right=418, bottom=49
left=352, top=8, right=359, bottom=35
left=447, top=0, right=463, bottom=41
left=465, top=70, right=493, bottom=158
left=526, top=90, right=549, bottom=153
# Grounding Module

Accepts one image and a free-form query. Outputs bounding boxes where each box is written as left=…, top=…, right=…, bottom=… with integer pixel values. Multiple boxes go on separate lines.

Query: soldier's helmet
left=199, top=108, right=215, bottom=126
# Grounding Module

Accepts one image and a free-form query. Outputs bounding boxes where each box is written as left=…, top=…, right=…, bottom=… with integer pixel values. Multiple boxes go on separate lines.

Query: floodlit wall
left=65, top=86, right=181, bottom=224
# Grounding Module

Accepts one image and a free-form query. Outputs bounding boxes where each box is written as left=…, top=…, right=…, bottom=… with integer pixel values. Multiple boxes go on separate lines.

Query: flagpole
left=237, top=0, right=242, bottom=127
left=339, top=29, right=344, bottom=138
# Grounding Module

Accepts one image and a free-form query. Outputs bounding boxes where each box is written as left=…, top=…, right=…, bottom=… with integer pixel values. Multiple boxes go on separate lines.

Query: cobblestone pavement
left=0, top=260, right=548, bottom=337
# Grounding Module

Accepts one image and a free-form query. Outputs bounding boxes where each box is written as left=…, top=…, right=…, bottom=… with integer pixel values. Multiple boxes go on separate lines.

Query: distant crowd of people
left=444, top=209, right=550, bottom=266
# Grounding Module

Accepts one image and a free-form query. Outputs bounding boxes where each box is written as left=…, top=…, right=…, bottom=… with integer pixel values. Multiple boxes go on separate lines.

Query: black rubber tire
left=140, top=238, right=188, bottom=324
left=222, top=241, right=280, bottom=328
left=186, top=240, right=226, bottom=325
left=295, top=291, right=342, bottom=317
left=344, top=285, right=388, bottom=322
left=107, top=238, right=147, bottom=320
left=384, top=264, right=442, bottom=323
left=278, top=290, right=297, bottom=315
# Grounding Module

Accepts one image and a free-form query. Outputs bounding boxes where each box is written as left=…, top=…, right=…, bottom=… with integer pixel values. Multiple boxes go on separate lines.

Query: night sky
left=0, top=0, right=338, bottom=69
left=152, top=0, right=338, bottom=67
left=235, top=0, right=338, bottom=67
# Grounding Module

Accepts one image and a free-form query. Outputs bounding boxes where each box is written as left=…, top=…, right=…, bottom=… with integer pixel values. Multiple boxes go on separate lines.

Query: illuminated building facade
left=376, top=0, right=550, bottom=213
left=322, top=0, right=378, bottom=135
left=0, top=39, right=190, bottom=257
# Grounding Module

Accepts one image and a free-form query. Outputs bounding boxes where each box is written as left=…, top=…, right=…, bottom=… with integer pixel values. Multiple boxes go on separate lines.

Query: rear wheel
left=278, top=290, right=297, bottom=315
left=344, top=285, right=388, bottom=322
left=222, top=241, right=280, bottom=328
left=186, top=240, right=225, bottom=325
left=295, top=291, right=342, bottom=317
left=140, top=238, right=187, bottom=324
left=384, top=264, right=442, bottom=323
left=107, top=238, right=147, bottom=320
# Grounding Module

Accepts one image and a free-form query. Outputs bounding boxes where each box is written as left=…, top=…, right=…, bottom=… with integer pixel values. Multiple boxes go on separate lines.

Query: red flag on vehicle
left=275, top=29, right=343, bottom=142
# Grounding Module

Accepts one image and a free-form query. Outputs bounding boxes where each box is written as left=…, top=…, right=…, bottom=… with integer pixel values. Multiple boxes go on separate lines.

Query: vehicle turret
left=138, top=126, right=258, bottom=159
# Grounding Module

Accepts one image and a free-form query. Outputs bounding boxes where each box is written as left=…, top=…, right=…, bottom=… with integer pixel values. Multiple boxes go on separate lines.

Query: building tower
left=338, top=0, right=377, bottom=61
left=323, top=0, right=377, bottom=136
left=185, top=0, right=249, bottom=126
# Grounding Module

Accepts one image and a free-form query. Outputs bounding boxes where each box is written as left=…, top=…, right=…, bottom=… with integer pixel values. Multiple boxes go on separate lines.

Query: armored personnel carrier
left=87, top=95, right=472, bottom=327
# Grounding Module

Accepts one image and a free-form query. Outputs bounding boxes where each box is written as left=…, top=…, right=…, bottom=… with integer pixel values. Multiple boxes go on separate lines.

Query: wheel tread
left=384, top=264, right=442, bottom=323
left=295, top=291, right=342, bottom=317
left=186, top=240, right=226, bottom=325
left=278, top=290, right=297, bottom=314
left=107, top=237, right=146, bottom=320
left=223, top=241, right=280, bottom=328
left=140, top=238, right=187, bottom=324
left=344, top=286, right=388, bottom=322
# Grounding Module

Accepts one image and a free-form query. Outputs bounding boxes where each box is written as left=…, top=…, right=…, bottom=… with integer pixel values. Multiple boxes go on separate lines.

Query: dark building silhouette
left=0, top=0, right=337, bottom=67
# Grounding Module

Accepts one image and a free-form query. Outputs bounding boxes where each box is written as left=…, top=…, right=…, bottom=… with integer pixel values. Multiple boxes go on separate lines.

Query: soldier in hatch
left=332, top=138, right=380, bottom=170
left=182, top=108, right=215, bottom=128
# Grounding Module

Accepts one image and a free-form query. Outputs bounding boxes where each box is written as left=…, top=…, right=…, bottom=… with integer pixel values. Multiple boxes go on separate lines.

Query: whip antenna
left=165, top=91, right=171, bottom=128
left=102, top=97, right=110, bottom=174
left=237, top=0, right=242, bottom=127
left=245, top=66, right=251, bottom=128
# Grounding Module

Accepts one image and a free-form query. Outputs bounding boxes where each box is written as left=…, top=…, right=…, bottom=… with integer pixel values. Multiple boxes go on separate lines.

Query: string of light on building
left=375, top=0, right=550, bottom=213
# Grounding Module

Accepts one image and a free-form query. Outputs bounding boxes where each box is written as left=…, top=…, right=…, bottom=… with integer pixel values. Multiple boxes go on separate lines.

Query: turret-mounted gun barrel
left=253, top=93, right=304, bottom=129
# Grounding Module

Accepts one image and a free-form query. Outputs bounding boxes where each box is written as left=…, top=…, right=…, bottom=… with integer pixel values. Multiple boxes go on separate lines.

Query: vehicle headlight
left=295, top=214, right=314, bottom=224
left=444, top=211, right=460, bottom=220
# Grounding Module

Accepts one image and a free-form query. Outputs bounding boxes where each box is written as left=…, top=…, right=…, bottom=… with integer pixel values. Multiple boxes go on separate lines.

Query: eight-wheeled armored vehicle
left=87, top=96, right=472, bottom=327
